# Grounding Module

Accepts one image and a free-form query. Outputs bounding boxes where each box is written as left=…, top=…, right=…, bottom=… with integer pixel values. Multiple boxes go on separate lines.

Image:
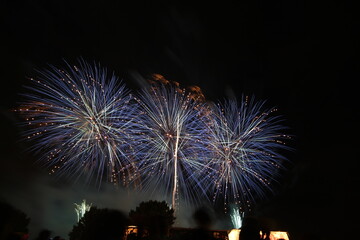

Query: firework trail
left=133, top=81, right=212, bottom=210
left=74, top=199, right=92, bottom=222
left=207, top=97, right=290, bottom=211
left=230, top=206, right=244, bottom=229
left=18, top=60, right=139, bottom=185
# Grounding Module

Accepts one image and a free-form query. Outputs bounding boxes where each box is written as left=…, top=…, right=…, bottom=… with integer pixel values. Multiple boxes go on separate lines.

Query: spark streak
left=133, top=83, right=212, bottom=210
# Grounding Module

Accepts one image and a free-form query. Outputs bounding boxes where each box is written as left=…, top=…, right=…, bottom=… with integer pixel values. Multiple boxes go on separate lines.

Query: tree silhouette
left=68, top=206, right=128, bottom=240
left=129, top=200, right=175, bottom=240
left=0, top=200, right=30, bottom=240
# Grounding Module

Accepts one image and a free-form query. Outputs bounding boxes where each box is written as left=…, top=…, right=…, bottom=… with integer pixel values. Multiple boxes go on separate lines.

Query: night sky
left=1, top=1, right=359, bottom=239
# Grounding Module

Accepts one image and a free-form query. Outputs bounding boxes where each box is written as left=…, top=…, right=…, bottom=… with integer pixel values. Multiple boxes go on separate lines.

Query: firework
left=133, top=83, right=212, bottom=210
left=207, top=97, right=290, bottom=211
left=230, top=206, right=244, bottom=229
left=18, top=60, right=139, bottom=185
left=18, top=61, right=291, bottom=212
left=74, top=199, right=92, bottom=222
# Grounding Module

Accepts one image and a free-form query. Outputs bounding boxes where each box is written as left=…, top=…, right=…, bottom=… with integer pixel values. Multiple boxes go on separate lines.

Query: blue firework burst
left=18, top=60, right=139, bottom=185
left=133, top=83, right=212, bottom=210
left=18, top=61, right=291, bottom=212
left=207, top=96, right=290, bottom=211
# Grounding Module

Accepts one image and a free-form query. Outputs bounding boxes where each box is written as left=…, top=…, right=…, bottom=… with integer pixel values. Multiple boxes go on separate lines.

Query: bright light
left=269, top=231, right=289, bottom=240
left=228, top=229, right=240, bottom=240
left=74, top=199, right=92, bottom=222
left=228, top=229, right=290, bottom=240
left=230, top=207, right=243, bottom=229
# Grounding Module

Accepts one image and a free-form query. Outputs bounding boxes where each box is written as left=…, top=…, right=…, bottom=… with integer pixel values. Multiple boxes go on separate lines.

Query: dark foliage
left=129, top=200, right=175, bottom=240
left=33, top=229, right=51, bottom=240
left=0, top=201, right=30, bottom=240
left=68, top=206, right=128, bottom=240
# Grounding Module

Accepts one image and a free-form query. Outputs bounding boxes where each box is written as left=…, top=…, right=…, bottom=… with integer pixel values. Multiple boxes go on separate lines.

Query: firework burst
left=18, top=60, right=139, bottom=185
left=133, top=82, right=212, bottom=210
left=18, top=61, right=291, bottom=212
left=207, top=96, right=290, bottom=211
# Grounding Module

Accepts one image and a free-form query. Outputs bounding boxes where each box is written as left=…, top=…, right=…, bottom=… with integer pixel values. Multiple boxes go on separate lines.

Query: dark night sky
left=1, top=1, right=359, bottom=239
